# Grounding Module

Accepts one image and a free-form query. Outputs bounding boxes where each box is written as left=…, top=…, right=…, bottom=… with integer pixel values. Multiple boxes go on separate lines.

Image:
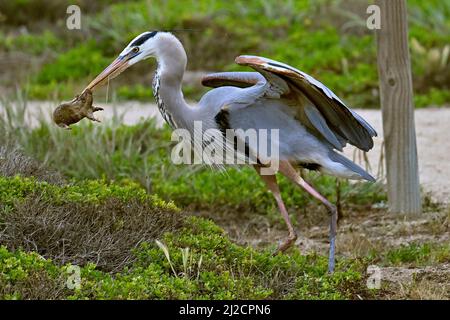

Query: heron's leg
left=278, top=161, right=337, bottom=273
left=253, top=165, right=297, bottom=254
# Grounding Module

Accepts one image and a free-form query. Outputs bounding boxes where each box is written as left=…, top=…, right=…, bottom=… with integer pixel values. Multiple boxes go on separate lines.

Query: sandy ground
left=342, top=108, right=450, bottom=204
left=2, top=101, right=450, bottom=203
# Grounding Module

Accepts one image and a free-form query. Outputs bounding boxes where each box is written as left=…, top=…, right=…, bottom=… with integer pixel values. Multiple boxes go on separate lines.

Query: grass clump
left=383, top=243, right=450, bottom=267
left=0, top=247, right=68, bottom=300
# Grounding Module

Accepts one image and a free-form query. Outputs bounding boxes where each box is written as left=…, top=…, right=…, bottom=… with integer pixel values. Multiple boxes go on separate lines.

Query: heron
left=85, top=31, right=377, bottom=273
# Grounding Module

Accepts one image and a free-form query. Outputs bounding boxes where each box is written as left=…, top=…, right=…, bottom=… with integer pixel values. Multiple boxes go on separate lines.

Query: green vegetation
left=1, top=0, right=449, bottom=107
left=0, top=30, right=62, bottom=55
left=0, top=94, right=448, bottom=299
left=0, top=93, right=385, bottom=299
left=0, top=237, right=364, bottom=299
left=0, top=173, right=444, bottom=300
left=0, top=175, right=182, bottom=272
left=0, top=175, right=177, bottom=210
left=0, top=174, right=368, bottom=299
left=0, top=0, right=449, bottom=300
left=383, top=243, right=450, bottom=267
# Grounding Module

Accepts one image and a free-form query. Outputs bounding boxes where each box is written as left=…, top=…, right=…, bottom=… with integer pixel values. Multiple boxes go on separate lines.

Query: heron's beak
left=85, top=56, right=130, bottom=91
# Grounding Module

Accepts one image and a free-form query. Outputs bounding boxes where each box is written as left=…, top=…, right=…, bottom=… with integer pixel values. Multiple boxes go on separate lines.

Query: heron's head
left=86, top=31, right=161, bottom=90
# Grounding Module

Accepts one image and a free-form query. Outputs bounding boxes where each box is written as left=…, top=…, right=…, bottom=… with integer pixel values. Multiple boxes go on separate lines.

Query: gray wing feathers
left=284, top=73, right=376, bottom=151
left=350, top=110, right=378, bottom=137
left=303, top=104, right=344, bottom=150
left=299, top=70, right=376, bottom=137
left=235, top=55, right=377, bottom=151
left=329, top=151, right=376, bottom=182
left=202, top=72, right=265, bottom=88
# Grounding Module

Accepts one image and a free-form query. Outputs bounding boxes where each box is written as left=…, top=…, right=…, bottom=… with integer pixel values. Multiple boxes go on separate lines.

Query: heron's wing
left=233, top=55, right=377, bottom=151
left=201, top=72, right=265, bottom=88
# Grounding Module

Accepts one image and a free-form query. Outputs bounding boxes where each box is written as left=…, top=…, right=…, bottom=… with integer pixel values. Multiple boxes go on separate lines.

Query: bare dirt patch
left=203, top=202, right=449, bottom=299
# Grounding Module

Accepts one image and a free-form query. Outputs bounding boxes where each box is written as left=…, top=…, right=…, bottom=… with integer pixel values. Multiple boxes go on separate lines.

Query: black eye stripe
left=130, top=31, right=157, bottom=47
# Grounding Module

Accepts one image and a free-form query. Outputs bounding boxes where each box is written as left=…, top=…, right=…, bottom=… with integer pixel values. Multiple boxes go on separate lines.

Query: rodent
left=53, top=89, right=103, bottom=129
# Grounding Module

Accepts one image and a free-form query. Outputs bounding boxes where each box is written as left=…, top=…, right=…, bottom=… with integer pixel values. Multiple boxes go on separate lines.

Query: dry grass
left=0, top=146, right=64, bottom=184
left=0, top=193, right=184, bottom=272
left=380, top=266, right=450, bottom=300
left=406, top=279, right=449, bottom=300
left=337, top=232, right=384, bottom=258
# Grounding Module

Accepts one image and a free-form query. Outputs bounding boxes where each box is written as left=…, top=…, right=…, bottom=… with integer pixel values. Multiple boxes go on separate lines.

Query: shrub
left=0, top=175, right=182, bottom=271
left=0, top=217, right=369, bottom=300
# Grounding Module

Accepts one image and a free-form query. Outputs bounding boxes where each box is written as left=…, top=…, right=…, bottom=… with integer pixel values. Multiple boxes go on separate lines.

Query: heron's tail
left=327, top=151, right=376, bottom=182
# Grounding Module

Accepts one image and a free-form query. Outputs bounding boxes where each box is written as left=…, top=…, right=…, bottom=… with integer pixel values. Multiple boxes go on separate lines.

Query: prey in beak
left=53, top=45, right=141, bottom=129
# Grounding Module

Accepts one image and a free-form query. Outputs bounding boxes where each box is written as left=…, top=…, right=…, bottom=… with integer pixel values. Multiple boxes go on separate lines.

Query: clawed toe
left=272, top=234, right=298, bottom=256
left=87, top=116, right=101, bottom=123
left=58, top=123, right=72, bottom=130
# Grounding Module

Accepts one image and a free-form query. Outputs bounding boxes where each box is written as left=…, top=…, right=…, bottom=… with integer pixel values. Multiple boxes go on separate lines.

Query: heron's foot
left=272, top=233, right=297, bottom=256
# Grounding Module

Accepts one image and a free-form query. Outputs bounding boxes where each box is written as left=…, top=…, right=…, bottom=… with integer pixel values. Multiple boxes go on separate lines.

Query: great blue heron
left=86, top=31, right=377, bottom=273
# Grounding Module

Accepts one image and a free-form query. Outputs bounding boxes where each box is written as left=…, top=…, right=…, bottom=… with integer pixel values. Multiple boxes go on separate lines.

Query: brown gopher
left=53, top=89, right=103, bottom=129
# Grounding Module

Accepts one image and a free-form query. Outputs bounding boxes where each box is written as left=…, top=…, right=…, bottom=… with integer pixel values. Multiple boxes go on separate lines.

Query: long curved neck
left=152, top=34, right=193, bottom=129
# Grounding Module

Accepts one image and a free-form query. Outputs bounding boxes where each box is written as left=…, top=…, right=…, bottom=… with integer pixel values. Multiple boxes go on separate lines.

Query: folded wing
left=201, top=55, right=377, bottom=152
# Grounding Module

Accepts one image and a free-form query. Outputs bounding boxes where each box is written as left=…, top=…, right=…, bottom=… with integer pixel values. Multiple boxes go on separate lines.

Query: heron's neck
left=152, top=35, right=192, bottom=129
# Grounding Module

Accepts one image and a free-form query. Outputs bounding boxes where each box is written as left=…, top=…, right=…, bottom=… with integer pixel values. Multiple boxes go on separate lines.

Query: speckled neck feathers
left=152, top=68, right=177, bottom=128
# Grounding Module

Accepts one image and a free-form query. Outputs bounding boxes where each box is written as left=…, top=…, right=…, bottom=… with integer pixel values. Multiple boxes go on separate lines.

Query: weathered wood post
left=375, top=0, right=422, bottom=214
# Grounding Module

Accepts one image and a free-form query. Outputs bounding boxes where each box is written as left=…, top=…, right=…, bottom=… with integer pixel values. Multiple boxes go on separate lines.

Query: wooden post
left=375, top=0, right=421, bottom=214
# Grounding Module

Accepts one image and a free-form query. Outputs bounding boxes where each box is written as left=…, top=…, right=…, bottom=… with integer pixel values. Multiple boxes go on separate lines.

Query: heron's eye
left=132, top=47, right=139, bottom=53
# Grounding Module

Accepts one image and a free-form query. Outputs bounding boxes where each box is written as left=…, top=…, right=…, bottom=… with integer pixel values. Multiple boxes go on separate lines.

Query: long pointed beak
left=84, top=56, right=130, bottom=91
